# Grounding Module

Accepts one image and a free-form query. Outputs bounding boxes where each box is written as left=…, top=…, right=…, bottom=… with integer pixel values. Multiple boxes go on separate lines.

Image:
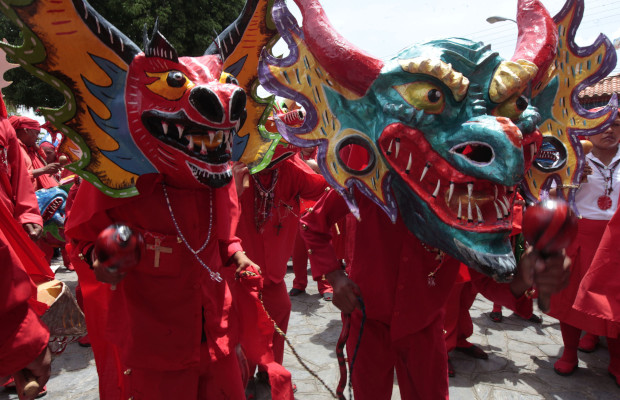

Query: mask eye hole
left=166, top=70, right=186, bottom=88
left=394, top=81, right=446, bottom=114
left=219, top=72, right=239, bottom=86
left=493, top=94, right=529, bottom=121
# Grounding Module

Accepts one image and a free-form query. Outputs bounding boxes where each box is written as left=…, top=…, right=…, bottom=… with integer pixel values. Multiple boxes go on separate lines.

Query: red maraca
left=94, top=224, right=144, bottom=289
left=522, top=198, right=578, bottom=311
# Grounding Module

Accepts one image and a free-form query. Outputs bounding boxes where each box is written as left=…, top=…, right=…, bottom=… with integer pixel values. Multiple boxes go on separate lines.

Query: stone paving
left=2, top=258, right=619, bottom=399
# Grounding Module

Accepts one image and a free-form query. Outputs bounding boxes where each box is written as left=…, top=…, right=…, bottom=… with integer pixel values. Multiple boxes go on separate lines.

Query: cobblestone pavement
left=2, top=259, right=618, bottom=399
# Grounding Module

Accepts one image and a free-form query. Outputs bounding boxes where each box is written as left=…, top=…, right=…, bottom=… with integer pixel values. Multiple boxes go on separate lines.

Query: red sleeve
left=300, top=189, right=351, bottom=279
left=2, top=120, right=42, bottom=226
left=215, top=182, right=244, bottom=264
left=470, top=269, right=531, bottom=316
left=0, top=231, right=49, bottom=376
left=290, top=156, right=329, bottom=201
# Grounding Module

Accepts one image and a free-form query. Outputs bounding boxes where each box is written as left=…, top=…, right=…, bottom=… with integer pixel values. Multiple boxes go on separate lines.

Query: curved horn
left=293, top=0, right=383, bottom=97
left=511, top=0, right=558, bottom=87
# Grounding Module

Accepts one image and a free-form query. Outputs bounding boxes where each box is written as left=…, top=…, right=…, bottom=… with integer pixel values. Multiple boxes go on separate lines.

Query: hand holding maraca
left=517, top=198, right=577, bottom=312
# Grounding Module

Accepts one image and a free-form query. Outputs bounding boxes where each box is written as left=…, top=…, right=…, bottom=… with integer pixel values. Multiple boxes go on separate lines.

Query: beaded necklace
left=253, top=169, right=279, bottom=232
left=162, top=183, right=221, bottom=282
left=588, top=157, right=620, bottom=210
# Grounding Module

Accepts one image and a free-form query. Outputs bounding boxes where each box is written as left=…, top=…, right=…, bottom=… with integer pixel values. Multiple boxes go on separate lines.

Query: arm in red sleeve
left=215, top=183, right=245, bottom=264
left=289, top=156, right=329, bottom=201
left=0, top=232, right=49, bottom=376
left=469, top=269, right=532, bottom=317
left=300, top=189, right=351, bottom=280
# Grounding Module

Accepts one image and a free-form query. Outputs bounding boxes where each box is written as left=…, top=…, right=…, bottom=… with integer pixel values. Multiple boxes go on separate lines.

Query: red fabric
left=573, top=211, right=620, bottom=337
left=65, top=176, right=268, bottom=399
left=236, top=157, right=327, bottom=365
left=8, top=115, right=40, bottom=131
left=346, top=311, right=449, bottom=400
left=0, top=119, right=42, bottom=226
left=549, top=218, right=618, bottom=336
left=291, top=220, right=333, bottom=294
left=302, top=188, right=461, bottom=341
left=0, top=225, right=50, bottom=376
left=236, top=157, right=328, bottom=284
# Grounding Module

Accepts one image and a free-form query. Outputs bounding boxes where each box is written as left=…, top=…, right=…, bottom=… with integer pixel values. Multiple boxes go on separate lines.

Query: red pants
left=347, top=311, right=449, bottom=400
left=262, top=280, right=291, bottom=364
left=291, top=228, right=332, bottom=294
left=121, top=346, right=245, bottom=400
left=444, top=281, right=477, bottom=352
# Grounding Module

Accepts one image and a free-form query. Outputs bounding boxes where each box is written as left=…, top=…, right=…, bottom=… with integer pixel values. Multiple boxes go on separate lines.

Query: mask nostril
left=230, top=89, right=246, bottom=122
left=189, top=86, right=224, bottom=123
left=452, top=142, right=495, bottom=165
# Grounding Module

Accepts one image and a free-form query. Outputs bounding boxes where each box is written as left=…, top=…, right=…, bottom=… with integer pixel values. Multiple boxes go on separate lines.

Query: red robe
left=301, top=188, right=530, bottom=399
left=235, top=156, right=328, bottom=364
left=0, top=227, right=50, bottom=377
left=573, top=210, right=620, bottom=338
left=66, top=175, right=292, bottom=399
left=0, top=119, right=43, bottom=227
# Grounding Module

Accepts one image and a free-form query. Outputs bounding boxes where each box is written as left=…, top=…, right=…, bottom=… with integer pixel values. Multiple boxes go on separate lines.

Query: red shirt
left=0, top=119, right=42, bottom=226
left=236, top=156, right=328, bottom=284
left=302, top=188, right=528, bottom=341
left=66, top=175, right=244, bottom=370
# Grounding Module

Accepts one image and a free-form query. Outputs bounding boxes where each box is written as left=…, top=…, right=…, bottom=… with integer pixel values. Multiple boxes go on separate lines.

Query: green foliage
left=0, top=0, right=245, bottom=109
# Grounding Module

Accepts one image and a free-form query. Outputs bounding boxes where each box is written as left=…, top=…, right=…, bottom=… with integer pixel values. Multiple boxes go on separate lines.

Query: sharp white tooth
left=387, top=139, right=393, bottom=155
left=458, top=201, right=462, bottom=220
left=467, top=200, right=473, bottom=222
left=223, top=131, right=230, bottom=144
left=395, top=139, right=401, bottom=159
left=475, top=202, right=483, bottom=223
left=177, top=124, right=185, bottom=139
left=420, top=163, right=430, bottom=182
left=494, top=201, right=503, bottom=220
left=494, top=186, right=498, bottom=200
left=432, top=180, right=441, bottom=198
left=502, top=195, right=510, bottom=212
left=201, top=140, right=207, bottom=155
left=468, top=183, right=473, bottom=198
left=448, top=182, right=454, bottom=202
left=405, top=153, right=412, bottom=174
left=498, top=198, right=508, bottom=216
left=161, top=121, right=168, bottom=135
left=187, top=135, right=194, bottom=150
left=236, top=121, right=241, bottom=131
left=209, top=132, right=215, bottom=145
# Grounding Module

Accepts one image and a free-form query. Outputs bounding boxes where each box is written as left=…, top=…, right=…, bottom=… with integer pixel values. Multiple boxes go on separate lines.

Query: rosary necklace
left=162, top=183, right=221, bottom=282
left=589, top=157, right=620, bottom=211
left=253, top=169, right=279, bottom=232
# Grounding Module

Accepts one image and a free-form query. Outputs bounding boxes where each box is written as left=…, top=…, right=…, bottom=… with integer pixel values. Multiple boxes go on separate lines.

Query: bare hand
left=326, top=269, right=362, bottom=314
left=44, top=162, right=62, bottom=174
left=13, top=346, right=51, bottom=400
left=22, top=223, right=43, bottom=241
left=92, top=258, right=127, bottom=285
left=512, top=248, right=571, bottom=310
left=580, top=163, right=592, bottom=183
left=230, top=251, right=261, bottom=276
left=232, top=162, right=250, bottom=198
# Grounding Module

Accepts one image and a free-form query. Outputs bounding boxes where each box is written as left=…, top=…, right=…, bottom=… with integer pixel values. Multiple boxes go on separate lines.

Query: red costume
left=235, top=156, right=328, bottom=365
left=66, top=175, right=292, bottom=399
left=0, top=118, right=43, bottom=228
left=0, top=227, right=50, bottom=377
left=301, top=189, right=531, bottom=399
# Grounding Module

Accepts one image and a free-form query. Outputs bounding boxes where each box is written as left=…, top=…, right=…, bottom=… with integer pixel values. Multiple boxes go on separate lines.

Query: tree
left=0, top=0, right=245, bottom=109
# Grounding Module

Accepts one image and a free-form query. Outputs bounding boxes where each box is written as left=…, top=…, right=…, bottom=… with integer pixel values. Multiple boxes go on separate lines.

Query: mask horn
left=511, top=0, right=558, bottom=88
left=293, top=0, right=384, bottom=97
